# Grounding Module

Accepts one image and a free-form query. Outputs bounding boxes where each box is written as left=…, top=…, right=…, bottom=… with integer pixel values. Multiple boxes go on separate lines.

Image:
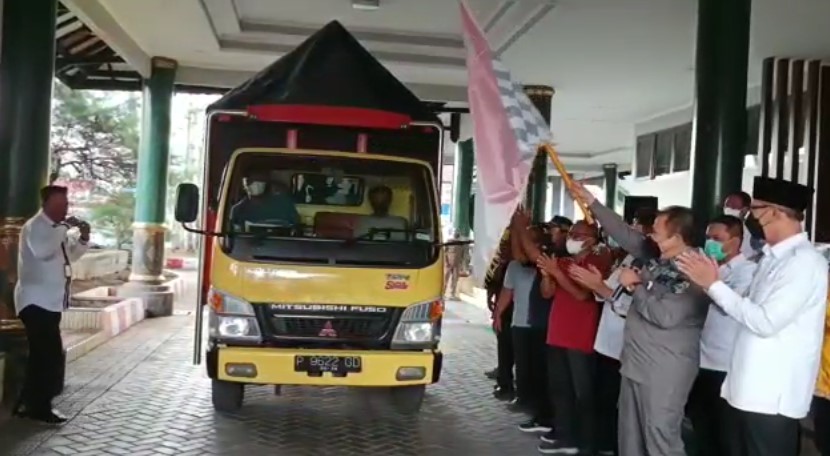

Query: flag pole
left=541, top=143, right=594, bottom=224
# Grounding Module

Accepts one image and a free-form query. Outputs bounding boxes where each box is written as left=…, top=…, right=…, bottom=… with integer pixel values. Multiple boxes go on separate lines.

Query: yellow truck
left=173, top=21, right=456, bottom=414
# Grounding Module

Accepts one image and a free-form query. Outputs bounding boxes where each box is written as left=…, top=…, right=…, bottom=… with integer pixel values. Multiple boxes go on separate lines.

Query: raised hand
left=569, top=181, right=596, bottom=206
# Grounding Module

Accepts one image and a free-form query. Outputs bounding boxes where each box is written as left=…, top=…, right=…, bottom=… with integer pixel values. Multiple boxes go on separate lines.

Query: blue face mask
left=607, top=237, right=620, bottom=248
left=704, top=239, right=727, bottom=262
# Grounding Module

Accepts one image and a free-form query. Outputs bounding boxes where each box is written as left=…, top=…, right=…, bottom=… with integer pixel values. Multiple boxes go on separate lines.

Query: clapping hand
left=569, top=264, right=604, bottom=292
left=536, top=254, right=558, bottom=276
left=676, top=250, right=719, bottom=289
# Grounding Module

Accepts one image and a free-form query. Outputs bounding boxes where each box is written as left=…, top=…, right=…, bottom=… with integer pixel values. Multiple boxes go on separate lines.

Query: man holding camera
left=13, top=185, right=90, bottom=424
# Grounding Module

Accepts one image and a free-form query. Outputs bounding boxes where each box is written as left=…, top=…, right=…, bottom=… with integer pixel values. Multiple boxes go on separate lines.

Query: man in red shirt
left=536, top=220, right=613, bottom=455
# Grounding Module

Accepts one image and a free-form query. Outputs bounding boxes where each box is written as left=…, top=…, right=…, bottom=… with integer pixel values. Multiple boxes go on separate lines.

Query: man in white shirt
left=723, top=191, right=763, bottom=258
left=679, top=176, right=828, bottom=456
left=686, top=215, right=757, bottom=456
left=13, top=186, right=89, bottom=424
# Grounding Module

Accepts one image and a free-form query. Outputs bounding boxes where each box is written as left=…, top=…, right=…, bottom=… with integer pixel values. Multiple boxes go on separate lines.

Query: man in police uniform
left=679, top=176, right=828, bottom=456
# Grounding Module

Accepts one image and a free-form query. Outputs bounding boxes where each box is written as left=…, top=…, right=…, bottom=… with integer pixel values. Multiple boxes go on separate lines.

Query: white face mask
left=565, top=239, right=585, bottom=255
left=246, top=181, right=267, bottom=196
left=723, top=208, right=742, bottom=218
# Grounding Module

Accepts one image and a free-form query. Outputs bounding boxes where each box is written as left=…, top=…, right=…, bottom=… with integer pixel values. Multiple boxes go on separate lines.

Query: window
left=291, top=173, right=365, bottom=206
left=746, top=105, right=760, bottom=157
left=673, top=124, right=692, bottom=172
left=635, top=135, right=654, bottom=178
left=654, top=132, right=673, bottom=176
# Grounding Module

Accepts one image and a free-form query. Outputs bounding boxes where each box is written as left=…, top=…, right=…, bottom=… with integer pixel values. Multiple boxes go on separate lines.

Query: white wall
left=619, top=158, right=759, bottom=208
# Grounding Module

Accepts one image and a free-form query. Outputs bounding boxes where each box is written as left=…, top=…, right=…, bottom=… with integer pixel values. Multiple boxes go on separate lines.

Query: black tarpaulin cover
left=207, top=20, right=439, bottom=123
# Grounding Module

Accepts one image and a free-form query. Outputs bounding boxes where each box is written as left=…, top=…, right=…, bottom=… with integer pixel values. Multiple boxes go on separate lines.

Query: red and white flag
left=460, top=0, right=552, bottom=284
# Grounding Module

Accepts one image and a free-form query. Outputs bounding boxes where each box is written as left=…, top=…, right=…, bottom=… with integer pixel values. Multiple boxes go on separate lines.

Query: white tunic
left=14, top=212, right=88, bottom=314
left=699, top=254, right=756, bottom=371
left=706, top=232, right=828, bottom=418
left=593, top=255, right=634, bottom=360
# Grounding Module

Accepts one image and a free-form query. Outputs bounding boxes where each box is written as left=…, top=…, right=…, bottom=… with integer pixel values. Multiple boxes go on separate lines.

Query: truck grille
left=258, top=304, right=398, bottom=342
left=271, top=315, right=390, bottom=339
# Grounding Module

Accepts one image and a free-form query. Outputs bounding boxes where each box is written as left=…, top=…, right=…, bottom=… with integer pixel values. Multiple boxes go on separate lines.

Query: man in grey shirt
left=573, top=183, right=710, bottom=456
left=494, top=259, right=537, bottom=409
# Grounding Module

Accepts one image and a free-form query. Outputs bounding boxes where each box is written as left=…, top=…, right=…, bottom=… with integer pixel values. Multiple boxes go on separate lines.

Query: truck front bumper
left=207, top=345, right=442, bottom=387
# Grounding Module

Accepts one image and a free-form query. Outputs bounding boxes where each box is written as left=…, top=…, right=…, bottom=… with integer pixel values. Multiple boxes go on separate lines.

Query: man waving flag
left=459, top=0, right=553, bottom=284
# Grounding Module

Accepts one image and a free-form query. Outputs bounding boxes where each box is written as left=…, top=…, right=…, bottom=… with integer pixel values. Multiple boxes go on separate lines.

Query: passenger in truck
left=230, top=169, right=300, bottom=231
left=354, top=185, right=408, bottom=240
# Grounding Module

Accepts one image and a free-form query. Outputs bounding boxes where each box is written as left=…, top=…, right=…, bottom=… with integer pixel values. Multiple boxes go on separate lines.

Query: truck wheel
left=212, top=380, right=244, bottom=413
left=390, top=385, right=426, bottom=414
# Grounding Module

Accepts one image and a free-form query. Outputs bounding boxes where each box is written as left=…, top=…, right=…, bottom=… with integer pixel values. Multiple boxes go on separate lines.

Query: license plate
left=294, top=355, right=362, bottom=377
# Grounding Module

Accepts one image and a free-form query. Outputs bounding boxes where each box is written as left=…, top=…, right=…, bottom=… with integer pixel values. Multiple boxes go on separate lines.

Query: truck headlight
left=392, top=299, right=442, bottom=348
left=208, top=288, right=261, bottom=341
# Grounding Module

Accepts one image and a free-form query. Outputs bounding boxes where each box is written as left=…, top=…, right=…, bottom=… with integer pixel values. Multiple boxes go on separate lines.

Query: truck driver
left=354, top=185, right=408, bottom=240
left=230, top=169, right=300, bottom=231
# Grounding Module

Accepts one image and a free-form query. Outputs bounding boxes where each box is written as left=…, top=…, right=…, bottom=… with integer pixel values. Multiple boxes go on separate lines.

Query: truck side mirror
left=175, top=183, right=200, bottom=223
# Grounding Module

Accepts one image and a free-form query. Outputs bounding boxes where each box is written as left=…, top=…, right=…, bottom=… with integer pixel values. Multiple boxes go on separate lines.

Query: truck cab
left=174, top=20, right=450, bottom=414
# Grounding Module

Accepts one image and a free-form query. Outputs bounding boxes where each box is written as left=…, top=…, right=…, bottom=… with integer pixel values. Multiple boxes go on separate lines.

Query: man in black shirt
left=515, top=216, right=572, bottom=432
left=486, top=234, right=515, bottom=400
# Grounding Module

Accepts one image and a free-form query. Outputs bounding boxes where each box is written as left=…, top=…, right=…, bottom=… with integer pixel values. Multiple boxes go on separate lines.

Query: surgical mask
left=246, top=181, right=267, bottom=196
left=704, top=239, right=727, bottom=262
left=565, top=239, right=585, bottom=255
left=723, top=208, right=743, bottom=218
left=745, top=213, right=765, bottom=240
left=607, top=237, right=620, bottom=248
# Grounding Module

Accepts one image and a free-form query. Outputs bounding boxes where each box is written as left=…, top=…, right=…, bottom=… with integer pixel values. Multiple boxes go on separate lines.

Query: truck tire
left=212, top=380, right=244, bottom=413
left=390, top=385, right=425, bottom=414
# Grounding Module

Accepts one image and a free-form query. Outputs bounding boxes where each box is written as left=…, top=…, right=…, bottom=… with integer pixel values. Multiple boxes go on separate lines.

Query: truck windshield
left=218, top=151, right=440, bottom=268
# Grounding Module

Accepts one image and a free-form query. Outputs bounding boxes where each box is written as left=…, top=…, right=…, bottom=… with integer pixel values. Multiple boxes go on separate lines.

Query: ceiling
left=60, top=0, right=830, bottom=173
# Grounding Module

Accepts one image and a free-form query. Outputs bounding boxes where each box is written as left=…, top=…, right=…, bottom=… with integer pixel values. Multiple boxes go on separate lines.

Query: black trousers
left=595, top=353, right=621, bottom=454
left=19, top=305, right=64, bottom=414
left=814, top=396, right=830, bottom=456
left=686, top=368, right=736, bottom=456
left=547, top=346, right=597, bottom=452
left=513, top=326, right=551, bottom=422
left=728, top=406, right=799, bottom=456
left=496, top=304, right=514, bottom=390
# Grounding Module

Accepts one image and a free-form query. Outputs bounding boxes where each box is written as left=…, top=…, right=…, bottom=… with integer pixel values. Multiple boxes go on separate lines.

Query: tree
left=50, top=82, right=140, bottom=192
left=89, top=191, right=135, bottom=248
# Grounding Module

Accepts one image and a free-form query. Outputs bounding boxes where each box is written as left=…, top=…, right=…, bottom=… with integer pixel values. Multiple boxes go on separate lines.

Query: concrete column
left=0, top=0, right=58, bottom=404
left=523, top=85, right=554, bottom=223
left=452, top=139, right=474, bottom=238
left=125, top=57, right=177, bottom=316
left=603, top=163, right=618, bottom=211
left=0, top=0, right=57, bottom=326
left=548, top=176, right=562, bottom=216
left=690, top=0, right=751, bottom=223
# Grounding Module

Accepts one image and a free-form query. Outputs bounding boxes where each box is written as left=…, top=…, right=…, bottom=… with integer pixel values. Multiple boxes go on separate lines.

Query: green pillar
left=603, top=163, right=618, bottom=211
left=0, top=0, right=58, bottom=405
left=130, top=57, right=177, bottom=286
left=0, top=0, right=57, bottom=323
left=523, top=85, right=554, bottom=223
left=452, top=138, right=474, bottom=238
left=690, top=0, right=751, bottom=224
